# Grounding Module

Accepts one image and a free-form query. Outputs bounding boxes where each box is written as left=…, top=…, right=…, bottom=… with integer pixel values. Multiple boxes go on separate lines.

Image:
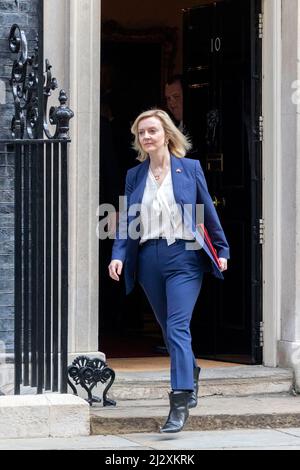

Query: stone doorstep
left=0, top=394, right=90, bottom=439
left=109, top=379, right=293, bottom=401
left=90, top=394, right=300, bottom=435
left=107, top=366, right=294, bottom=401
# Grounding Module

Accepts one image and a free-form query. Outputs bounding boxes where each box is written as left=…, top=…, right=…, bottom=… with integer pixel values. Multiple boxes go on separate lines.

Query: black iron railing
left=1, top=17, right=73, bottom=394
left=6, top=139, right=69, bottom=394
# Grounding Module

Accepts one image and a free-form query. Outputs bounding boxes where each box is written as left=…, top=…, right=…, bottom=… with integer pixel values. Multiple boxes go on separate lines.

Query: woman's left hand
left=218, top=258, right=228, bottom=272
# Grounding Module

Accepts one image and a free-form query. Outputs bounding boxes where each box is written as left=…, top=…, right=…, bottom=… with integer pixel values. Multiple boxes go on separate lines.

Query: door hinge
left=259, top=321, right=264, bottom=347
left=258, top=116, right=264, bottom=142
left=258, top=13, right=263, bottom=39
left=259, top=218, right=265, bottom=245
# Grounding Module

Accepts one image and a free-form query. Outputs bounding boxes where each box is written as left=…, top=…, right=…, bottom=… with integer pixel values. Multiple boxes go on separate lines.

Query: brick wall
left=0, top=0, right=39, bottom=354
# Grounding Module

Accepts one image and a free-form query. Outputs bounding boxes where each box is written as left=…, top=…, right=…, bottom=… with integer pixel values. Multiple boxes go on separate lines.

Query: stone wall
left=0, top=0, right=39, bottom=354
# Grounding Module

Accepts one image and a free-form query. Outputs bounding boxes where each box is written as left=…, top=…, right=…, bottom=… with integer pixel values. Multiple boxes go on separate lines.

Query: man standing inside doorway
left=165, top=75, right=184, bottom=132
left=165, top=74, right=200, bottom=160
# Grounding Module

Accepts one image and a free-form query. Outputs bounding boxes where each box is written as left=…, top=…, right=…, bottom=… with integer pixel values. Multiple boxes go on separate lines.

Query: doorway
left=99, top=0, right=263, bottom=364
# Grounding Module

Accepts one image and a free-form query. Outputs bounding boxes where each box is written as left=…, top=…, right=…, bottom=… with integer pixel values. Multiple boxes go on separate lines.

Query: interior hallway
left=108, top=357, right=241, bottom=371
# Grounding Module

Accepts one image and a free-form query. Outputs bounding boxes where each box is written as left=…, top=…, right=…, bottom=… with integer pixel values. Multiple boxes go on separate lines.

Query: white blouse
left=139, top=168, right=195, bottom=246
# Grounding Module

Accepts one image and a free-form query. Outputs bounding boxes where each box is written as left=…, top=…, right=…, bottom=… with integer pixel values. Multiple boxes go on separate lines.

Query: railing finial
left=49, top=90, right=74, bottom=140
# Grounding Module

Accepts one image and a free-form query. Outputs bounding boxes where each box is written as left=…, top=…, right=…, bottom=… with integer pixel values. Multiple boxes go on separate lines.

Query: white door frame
left=261, top=0, right=282, bottom=367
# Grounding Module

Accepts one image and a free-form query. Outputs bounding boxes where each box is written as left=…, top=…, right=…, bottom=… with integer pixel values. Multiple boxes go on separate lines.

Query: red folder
left=196, top=223, right=222, bottom=269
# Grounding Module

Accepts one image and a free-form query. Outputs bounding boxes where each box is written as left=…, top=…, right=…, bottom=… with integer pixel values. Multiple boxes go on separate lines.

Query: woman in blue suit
left=109, top=109, right=230, bottom=433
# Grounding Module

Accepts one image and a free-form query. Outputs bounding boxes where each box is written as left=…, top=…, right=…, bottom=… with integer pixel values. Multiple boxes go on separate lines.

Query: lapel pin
left=176, top=169, right=182, bottom=173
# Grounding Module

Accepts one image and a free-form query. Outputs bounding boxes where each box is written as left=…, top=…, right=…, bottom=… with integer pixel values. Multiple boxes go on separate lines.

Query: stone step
left=0, top=394, right=90, bottom=439
left=90, top=393, right=300, bottom=435
left=107, top=366, right=294, bottom=401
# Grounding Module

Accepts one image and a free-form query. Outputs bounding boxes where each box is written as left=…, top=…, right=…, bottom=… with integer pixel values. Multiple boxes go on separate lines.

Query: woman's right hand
left=108, top=260, right=123, bottom=281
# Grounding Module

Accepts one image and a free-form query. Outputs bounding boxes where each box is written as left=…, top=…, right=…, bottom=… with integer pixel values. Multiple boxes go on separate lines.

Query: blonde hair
left=131, top=109, right=192, bottom=162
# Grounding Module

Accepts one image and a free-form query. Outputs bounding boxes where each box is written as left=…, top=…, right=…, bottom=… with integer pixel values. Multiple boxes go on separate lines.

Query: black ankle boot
left=188, top=366, right=201, bottom=409
left=160, top=391, right=189, bottom=433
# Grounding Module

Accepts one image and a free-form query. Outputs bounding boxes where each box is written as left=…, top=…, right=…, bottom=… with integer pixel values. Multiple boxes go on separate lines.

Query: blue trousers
left=137, top=238, right=205, bottom=391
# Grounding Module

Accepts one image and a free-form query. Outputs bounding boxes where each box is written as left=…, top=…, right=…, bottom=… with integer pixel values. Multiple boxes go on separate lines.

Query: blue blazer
left=112, top=155, right=230, bottom=295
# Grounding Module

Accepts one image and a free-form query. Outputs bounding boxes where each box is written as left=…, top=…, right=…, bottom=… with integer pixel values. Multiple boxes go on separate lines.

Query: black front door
left=183, top=0, right=262, bottom=364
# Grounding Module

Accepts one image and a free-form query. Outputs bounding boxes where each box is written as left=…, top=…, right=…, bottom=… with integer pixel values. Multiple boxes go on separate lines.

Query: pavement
left=0, top=428, right=300, bottom=450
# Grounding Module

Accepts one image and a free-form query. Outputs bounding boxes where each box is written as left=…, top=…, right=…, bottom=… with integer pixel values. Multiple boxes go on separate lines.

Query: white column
left=68, top=0, right=103, bottom=359
left=44, top=0, right=104, bottom=361
left=277, top=0, right=300, bottom=391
